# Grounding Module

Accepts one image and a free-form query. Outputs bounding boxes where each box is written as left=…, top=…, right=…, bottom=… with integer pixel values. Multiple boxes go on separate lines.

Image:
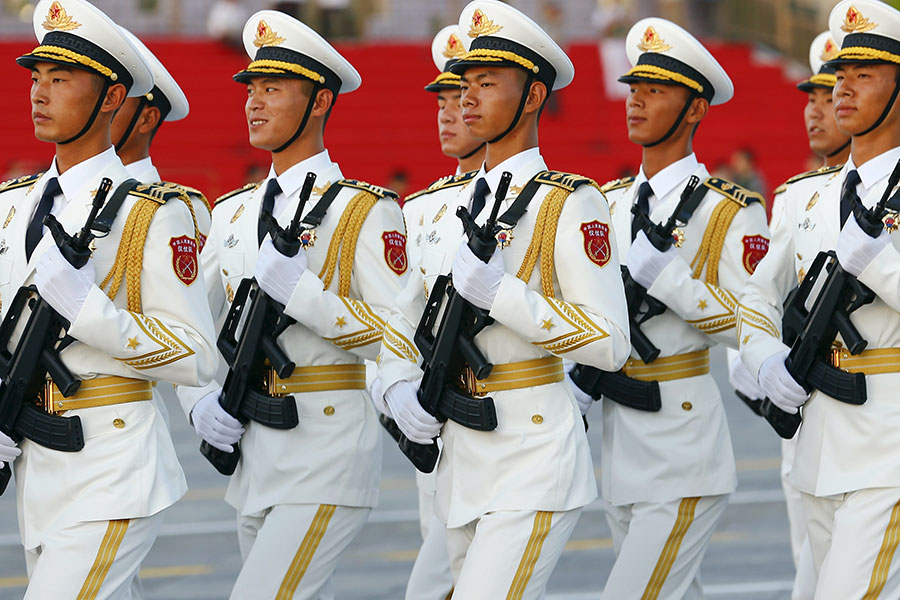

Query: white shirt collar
left=44, top=146, right=118, bottom=208
left=635, top=153, right=700, bottom=210
left=846, top=146, right=900, bottom=195
left=475, top=147, right=543, bottom=195
left=265, top=150, right=337, bottom=216
left=124, top=156, right=159, bottom=182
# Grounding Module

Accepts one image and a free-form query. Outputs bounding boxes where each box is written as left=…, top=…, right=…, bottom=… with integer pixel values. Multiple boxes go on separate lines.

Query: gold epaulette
left=214, top=182, right=260, bottom=208
left=703, top=177, right=765, bottom=208
left=405, top=170, right=478, bottom=203
left=160, top=181, right=212, bottom=214
left=534, top=171, right=601, bottom=192
left=334, top=179, right=399, bottom=200
left=775, top=164, right=844, bottom=195
left=0, top=172, right=43, bottom=194
left=599, top=176, right=635, bottom=194
left=127, top=182, right=189, bottom=205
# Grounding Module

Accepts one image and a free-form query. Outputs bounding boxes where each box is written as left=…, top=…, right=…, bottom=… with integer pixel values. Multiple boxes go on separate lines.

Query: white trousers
left=446, top=508, right=582, bottom=600
left=803, top=487, right=900, bottom=600
left=231, top=503, right=371, bottom=600
left=601, top=495, right=729, bottom=600
left=24, top=511, right=165, bottom=600
left=406, top=481, right=453, bottom=600
left=781, top=438, right=816, bottom=600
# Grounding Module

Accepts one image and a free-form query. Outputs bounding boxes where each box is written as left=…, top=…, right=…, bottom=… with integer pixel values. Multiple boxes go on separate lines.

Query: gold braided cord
left=99, top=199, right=161, bottom=312
left=808, top=74, right=837, bottom=87
left=317, top=191, right=379, bottom=295
left=515, top=196, right=549, bottom=285
left=30, top=45, right=113, bottom=78
left=623, top=65, right=704, bottom=94
left=243, top=59, right=325, bottom=83
left=834, top=46, right=900, bottom=65
left=460, top=48, right=538, bottom=73
left=428, top=72, right=461, bottom=87
left=689, top=198, right=740, bottom=285
left=515, top=187, right=570, bottom=298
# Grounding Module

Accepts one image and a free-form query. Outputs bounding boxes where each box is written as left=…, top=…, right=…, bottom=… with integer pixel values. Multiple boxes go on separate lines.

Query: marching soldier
left=377, top=1, right=630, bottom=596
left=111, top=27, right=211, bottom=248
left=397, top=24, right=485, bottom=600
left=590, top=18, right=769, bottom=598
left=175, top=10, right=408, bottom=599
left=739, top=1, right=900, bottom=596
left=0, top=0, right=218, bottom=596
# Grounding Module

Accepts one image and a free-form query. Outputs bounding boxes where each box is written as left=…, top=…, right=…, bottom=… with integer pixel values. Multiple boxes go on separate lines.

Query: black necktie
left=258, top=178, right=282, bottom=244
left=632, top=181, right=653, bottom=241
left=470, top=177, right=490, bottom=220
left=26, top=177, right=60, bottom=261
left=840, top=169, right=861, bottom=227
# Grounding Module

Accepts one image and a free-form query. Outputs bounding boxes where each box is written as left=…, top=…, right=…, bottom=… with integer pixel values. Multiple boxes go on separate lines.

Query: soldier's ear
left=137, top=105, right=161, bottom=135
left=685, top=96, right=709, bottom=125
left=523, top=80, right=548, bottom=116
left=101, top=83, right=128, bottom=114
left=311, top=87, right=334, bottom=118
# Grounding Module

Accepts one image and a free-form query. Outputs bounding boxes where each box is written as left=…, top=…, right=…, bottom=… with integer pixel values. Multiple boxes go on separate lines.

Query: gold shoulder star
left=541, top=319, right=555, bottom=331
left=698, top=299, right=708, bottom=310
left=335, top=316, right=347, bottom=328
left=126, top=337, right=141, bottom=350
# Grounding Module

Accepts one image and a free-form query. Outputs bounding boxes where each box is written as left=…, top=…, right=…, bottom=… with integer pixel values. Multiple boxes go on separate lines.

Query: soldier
left=175, top=10, right=408, bottom=599
left=376, top=1, right=630, bottom=596
left=111, top=27, right=212, bottom=249
left=739, top=1, right=900, bottom=596
left=396, top=23, right=485, bottom=600
left=589, top=18, right=769, bottom=598
left=0, top=0, right=217, bottom=597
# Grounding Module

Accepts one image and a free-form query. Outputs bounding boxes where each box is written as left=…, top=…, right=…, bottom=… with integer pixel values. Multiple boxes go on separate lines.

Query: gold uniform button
left=681, top=402, right=692, bottom=412
left=532, top=414, right=543, bottom=424
left=323, top=406, right=335, bottom=416
left=113, top=418, right=125, bottom=429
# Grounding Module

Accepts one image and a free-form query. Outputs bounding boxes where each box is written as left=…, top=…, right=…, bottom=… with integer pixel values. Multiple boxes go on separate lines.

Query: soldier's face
left=245, top=76, right=313, bottom=150
left=30, top=63, right=105, bottom=143
left=804, top=87, right=847, bottom=158
left=833, top=63, right=900, bottom=135
left=459, top=67, right=529, bottom=141
left=437, top=88, right=482, bottom=158
left=625, top=81, right=692, bottom=145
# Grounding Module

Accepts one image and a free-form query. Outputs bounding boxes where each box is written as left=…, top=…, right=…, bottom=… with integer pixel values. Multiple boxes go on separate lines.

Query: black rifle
left=760, top=162, right=900, bottom=438
left=201, top=172, right=317, bottom=476
left=397, top=172, right=513, bottom=473
left=0, top=177, right=112, bottom=495
left=571, top=176, right=700, bottom=407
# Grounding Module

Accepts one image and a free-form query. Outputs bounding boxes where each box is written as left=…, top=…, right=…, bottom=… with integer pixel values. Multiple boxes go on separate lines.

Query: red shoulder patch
left=382, top=231, right=408, bottom=275
left=170, top=235, right=198, bottom=286
left=580, top=221, right=612, bottom=267
left=742, top=234, right=769, bottom=274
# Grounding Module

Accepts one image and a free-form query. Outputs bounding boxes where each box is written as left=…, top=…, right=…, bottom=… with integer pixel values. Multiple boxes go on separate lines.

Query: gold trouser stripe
left=507, top=511, right=553, bottom=600
left=623, top=350, right=710, bottom=383
left=276, top=504, right=336, bottom=600
left=642, top=498, right=700, bottom=600
left=271, top=364, right=367, bottom=395
left=76, top=519, right=130, bottom=600
left=863, top=498, right=900, bottom=599
left=471, top=357, right=565, bottom=395
left=831, top=348, right=900, bottom=375
left=51, top=376, right=152, bottom=412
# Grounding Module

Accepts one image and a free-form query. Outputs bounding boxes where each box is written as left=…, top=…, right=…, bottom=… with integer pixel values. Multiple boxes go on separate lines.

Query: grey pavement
left=0, top=348, right=793, bottom=599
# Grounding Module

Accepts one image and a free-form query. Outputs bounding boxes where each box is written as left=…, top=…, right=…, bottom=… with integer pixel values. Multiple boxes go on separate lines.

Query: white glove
left=728, top=354, right=766, bottom=400
left=629, top=230, right=677, bottom=290
left=191, top=390, right=245, bottom=452
left=836, top=214, right=891, bottom=277
left=384, top=379, right=441, bottom=444
left=758, top=350, right=809, bottom=414
left=451, top=241, right=505, bottom=310
left=34, top=244, right=95, bottom=324
left=0, top=430, right=20, bottom=470
left=255, top=237, right=308, bottom=305
left=368, top=376, right=392, bottom=419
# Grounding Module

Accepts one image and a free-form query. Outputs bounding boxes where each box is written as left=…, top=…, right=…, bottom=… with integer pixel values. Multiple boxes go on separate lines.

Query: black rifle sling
left=299, top=180, right=346, bottom=228
left=672, top=178, right=710, bottom=228
left=92, top=178, right=140, bottom=234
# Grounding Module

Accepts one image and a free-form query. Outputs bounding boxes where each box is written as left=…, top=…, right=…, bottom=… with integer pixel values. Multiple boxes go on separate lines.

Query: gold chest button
left=681, top=402, right=692, bottom=412
left=532, top=414, right=543, bottom=424
left=113, top=418, right=125, bottom=429
left=323, top=406, right=335, bottom=416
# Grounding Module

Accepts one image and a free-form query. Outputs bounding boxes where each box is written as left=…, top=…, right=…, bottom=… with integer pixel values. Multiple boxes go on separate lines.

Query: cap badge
left=42, top=1, right=81, bottom=32
left=637, top=26, right=672, bottom=52
left=820, top=38, right=839, bottom=62
left=468, top=9, right=503, bottom=38
left=443, top=33, right=465, bottom=59
left=254, top=20, right=286, bottom=48
left=842, top=6, right=877, bottom=34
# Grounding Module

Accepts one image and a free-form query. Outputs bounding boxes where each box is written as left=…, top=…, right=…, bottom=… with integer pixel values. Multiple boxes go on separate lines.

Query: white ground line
left=547, top=579, right=794, bottom=599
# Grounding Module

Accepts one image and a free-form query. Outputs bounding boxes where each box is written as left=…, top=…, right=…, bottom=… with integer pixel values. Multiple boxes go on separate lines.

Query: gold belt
left=829, top=347, right=900, bottom=375
left=622, top=349, right=710, bottom=382
left=44, top=376, right=152, bottom=414
left=459, top=356, right=564, bottom=397
left=267, top=364, right=367, bottom=396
